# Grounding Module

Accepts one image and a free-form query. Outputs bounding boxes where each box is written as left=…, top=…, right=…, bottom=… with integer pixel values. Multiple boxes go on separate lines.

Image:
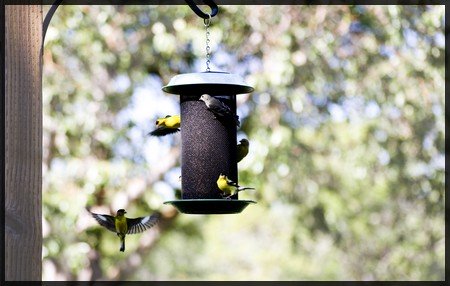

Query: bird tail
left=237, top=187, right=255, bottom=192
left=120, top=235, right=125, bottom=252
left=225, top=187, right=255, bottom=199
left=226, top=114, right=240, bottom=127
left=235, top=115, right=241, bottom=127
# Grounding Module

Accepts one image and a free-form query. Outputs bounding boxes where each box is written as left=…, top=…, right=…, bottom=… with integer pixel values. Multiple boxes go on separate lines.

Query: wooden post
left=5, top=5, right=43, bottom=281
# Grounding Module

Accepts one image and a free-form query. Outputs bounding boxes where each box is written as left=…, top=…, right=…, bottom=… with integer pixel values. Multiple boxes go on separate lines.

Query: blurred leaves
left=42, top=5, right=444, bottom=281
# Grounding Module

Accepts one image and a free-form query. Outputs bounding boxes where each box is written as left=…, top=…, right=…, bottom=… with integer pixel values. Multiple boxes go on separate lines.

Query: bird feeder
left=163, top=71, right=256, bottom=214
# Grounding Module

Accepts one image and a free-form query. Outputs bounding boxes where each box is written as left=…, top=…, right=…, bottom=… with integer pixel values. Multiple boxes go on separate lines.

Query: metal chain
left=204, top=14, right=212, bottom=72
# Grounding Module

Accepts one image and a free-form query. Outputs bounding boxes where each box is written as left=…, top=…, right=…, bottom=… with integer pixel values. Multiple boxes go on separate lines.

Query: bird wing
left=206, top=98, right=241, bottom=127
left=126, top=213, right=160, bottom=234
left=207, top=97, right=233, bottom=117
left=148, top=126, right=180, bottom=136
left=226, top=177, right=239, bottom=187
left=90, top=212, right=117, bottom=233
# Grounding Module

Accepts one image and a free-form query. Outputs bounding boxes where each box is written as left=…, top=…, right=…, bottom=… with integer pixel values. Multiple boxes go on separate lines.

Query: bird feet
left=221, top=194, right=233, bottom=200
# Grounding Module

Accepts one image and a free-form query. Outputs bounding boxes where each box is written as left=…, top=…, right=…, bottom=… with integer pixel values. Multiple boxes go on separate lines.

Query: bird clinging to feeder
left=216, top=173, right=255, bottom=199
left=199, top=93, right=240, bottom=127
left=237, top=138, right=249, bottom=163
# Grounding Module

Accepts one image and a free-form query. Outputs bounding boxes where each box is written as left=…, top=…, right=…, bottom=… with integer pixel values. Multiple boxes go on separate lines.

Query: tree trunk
left=5, top=5, right=43, bottom=281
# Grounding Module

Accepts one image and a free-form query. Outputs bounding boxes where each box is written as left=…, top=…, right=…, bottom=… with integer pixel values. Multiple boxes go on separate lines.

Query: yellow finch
left=216, top=173, right=255, bottom=199
left=199, top=94, right=240, bottom=127
left=148, top=115, right=180, bottom=136
left=89, top=209, right=159, bottom=252
left=236, top=139, right=249, bottom=163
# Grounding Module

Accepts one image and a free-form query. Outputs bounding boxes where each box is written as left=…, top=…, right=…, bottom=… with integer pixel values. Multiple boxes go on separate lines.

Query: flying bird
left=88, top=208, right=159, bottom=252
left=148, top=115, right=180, bottom=136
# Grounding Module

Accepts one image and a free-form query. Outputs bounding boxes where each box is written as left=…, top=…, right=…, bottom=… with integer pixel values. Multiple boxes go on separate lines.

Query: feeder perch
left=162, top=71, right=256, bottom=214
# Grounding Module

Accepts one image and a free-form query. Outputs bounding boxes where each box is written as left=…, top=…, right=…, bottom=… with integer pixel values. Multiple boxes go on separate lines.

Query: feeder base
left=164, top=199, right=256, bottom=215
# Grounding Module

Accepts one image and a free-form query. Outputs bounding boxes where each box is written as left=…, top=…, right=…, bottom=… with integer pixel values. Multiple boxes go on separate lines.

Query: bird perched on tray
left=216, top=173, right=255, bottom=199
left=88, top=208, right=160, bottom=252
left=236, top=138, right=249, bottom=163
left=199, top=94, right=240, bottom=127
left=148, top=115, right=180, bottom=136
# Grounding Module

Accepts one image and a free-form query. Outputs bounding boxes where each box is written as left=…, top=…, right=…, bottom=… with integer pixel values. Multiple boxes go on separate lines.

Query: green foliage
left=42, top=5, right=444, bottom=281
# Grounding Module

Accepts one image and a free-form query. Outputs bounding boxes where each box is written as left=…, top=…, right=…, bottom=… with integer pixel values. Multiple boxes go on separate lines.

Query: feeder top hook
left=185, top=0, right=219, bottom=19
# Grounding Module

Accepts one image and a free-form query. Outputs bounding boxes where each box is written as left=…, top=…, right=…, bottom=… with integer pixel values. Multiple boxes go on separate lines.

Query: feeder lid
left=162, top=71, right=254, bottom=95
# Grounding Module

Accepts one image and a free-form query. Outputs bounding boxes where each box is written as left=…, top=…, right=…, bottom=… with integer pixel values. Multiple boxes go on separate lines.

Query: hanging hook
left=43, top=0, right=64, bottom=42
left=185, top=0, right=219, bottom=19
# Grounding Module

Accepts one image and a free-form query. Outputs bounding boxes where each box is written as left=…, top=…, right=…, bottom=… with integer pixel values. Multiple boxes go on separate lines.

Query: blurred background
left=42, top=5, right=445, bottom=281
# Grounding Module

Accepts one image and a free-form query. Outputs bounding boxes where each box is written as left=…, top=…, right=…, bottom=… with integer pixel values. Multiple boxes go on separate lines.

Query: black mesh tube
left=180, top=94, right=238, bottom=199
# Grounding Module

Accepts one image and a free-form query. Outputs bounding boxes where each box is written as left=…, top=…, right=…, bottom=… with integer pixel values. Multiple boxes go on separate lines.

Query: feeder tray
left=164, top=199, right=256, bottom=215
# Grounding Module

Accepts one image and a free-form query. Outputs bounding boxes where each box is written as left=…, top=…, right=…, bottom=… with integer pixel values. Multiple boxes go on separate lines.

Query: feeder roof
left=162, top=71, right=254, bottom=95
